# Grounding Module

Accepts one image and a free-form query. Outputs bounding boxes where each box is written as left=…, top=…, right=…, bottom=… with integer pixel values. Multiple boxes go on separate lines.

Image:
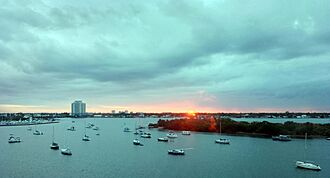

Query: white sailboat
left=296, top=133, right=321, bottom=171
left=50, top=126, right=59, bottom=150
left=61, top=132, right=72, bottom=155
left=215, top=119, right=230, bottom=144
left=82, top=121, right=91, bottom=141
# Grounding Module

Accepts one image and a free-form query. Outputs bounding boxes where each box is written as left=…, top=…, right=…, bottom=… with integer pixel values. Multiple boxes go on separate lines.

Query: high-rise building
left=71, top=100, right=86, bottom=117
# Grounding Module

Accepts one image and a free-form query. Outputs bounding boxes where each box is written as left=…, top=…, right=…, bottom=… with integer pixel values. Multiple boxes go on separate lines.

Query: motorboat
left=61, top=148, right=72, bottom=155
left=215, top=138, right=230, bottom=144
left=123, top=127, right=131, bottom=132
left=296, top=161, right=321, bottom=171
left=158, top=137, right=169, bottom=142
left=272, top=135, right=291, bottom=141
left=50, top=142, right=59, bottom=150
left=33, top=130, right=43, bottom=135
left=8, top=134, right=21, bottom=143
left=182, top=131, right=191, bottom=135
left=96, top=133, right=100, bottom=135
left=326, top=138, right=330, bottom=140
left=82, top=135, right=90, bottom=141
left=133, top=139, right=143, bottom=146
left=27, top=127, right=32, bottom=131
left=141, top=133, right=151, bottom=138
left=167, top=132, right=178, bottom=138
left=168, top=149, right=185, bottom=155
left=67, top=126, right=75, bottom=131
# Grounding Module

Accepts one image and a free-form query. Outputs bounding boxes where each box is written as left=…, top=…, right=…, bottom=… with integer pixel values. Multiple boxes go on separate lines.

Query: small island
left=151, top=118, right=330, bottom=138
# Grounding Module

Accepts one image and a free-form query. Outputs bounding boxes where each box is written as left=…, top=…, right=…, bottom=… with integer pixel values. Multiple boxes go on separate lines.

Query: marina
left=1, top=117, right=329, bottom=178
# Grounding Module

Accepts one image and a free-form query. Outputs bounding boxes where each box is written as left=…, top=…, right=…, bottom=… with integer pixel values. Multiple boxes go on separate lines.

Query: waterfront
left=1, top=118, right=329, bottom=178
left=231, top=118, right=330, bottom=124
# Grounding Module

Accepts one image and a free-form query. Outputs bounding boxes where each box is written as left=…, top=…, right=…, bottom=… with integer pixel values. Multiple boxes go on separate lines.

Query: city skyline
left=1, top=0, right=330, bottom=113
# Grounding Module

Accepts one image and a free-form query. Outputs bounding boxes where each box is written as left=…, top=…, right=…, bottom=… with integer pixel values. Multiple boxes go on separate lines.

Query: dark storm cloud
left=1, top=0, right=330, bottom=112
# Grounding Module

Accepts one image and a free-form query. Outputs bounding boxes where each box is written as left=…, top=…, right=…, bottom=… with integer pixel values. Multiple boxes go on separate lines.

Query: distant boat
left=82, top=122, right=91, bottom=141
left=27, top=127, right=32, bottom=131
left=33, top=130, right=43, bottom=135
left=296, top=133, right=321, bottom=171
left=61, top=148, right=72, bottom=155
left=96, top=133, right=100, bottom=136
left=67, top=126, right=75, bottom=131
left=326, top=138, right=330, bottom=140
left=133, top=139, right=143, bottom=146
left=86, top=123, right=93, bottom=128
left=167, top=132, right=178, bottom=138
left=272, top=135, right=291, bottom=141
left=8, top=134, right=21, bottom=143
left=215, top=119, right=230, bottom=144
left=182, top=131, right=191, bottom=135
left=141, top=132, right=151, bottom=138
left=82, top=135, right=90, bottom=141
left=168, top=149, right=185, bottom=155
left=124, top=127, right=131, bottom=132
left=92, top=126, right=99, bottom=130
left=157, top=137, right=169, bottom=142
left=50, top=126, right=59, bottom=150
left=215, top=138, right=230, bottom=144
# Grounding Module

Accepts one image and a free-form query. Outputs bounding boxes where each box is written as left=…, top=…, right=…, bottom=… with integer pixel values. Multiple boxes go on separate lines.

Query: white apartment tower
left=71, top=100, right=86, bottom=117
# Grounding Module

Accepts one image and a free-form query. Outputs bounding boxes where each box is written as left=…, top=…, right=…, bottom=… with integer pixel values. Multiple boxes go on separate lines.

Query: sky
left=1, top=0, right=330, bottom=113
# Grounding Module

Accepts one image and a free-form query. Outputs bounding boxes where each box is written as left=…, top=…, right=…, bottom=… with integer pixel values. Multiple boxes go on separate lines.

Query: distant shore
left=151, top=118, right=330, bottom=138
left=0, top=121, right=59, bottom=127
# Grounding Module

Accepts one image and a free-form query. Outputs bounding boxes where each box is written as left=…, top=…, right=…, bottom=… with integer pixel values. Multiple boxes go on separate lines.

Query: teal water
left=232, top=118, right=330, bottom=124
left=0, top=118, right=329, bottom=178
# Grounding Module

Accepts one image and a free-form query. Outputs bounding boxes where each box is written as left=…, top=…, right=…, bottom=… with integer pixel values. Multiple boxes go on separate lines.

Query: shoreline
left=0, top=121, right=60, bottom=127
left=157, top=127, right=328, bottom=139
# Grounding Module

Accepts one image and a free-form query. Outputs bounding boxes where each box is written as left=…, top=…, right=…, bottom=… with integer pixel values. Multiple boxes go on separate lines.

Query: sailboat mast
left=52, top=126, right=55, bottom=142
left=219, top=119, right=222, bottom=135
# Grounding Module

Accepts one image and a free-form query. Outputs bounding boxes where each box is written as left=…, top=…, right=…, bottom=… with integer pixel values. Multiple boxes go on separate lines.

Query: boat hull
left=296, top=161, right=321, bottom=171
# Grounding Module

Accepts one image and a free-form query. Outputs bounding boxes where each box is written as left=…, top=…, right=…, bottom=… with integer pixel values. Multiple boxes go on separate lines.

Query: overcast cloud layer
left=1, top=0, right=330, bottom=112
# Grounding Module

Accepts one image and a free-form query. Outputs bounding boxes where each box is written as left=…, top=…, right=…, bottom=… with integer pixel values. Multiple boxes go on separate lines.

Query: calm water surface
left=0, top=118, right=329, bottom=178
left=232, top=118, right=330, bottom=124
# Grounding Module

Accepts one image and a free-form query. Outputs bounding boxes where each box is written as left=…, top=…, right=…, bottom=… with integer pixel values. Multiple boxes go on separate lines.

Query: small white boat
left=326, top=138, right=330, bottom=140
left=33, top=130, right=43, bottom=135
left=133, top=139, right=143, bottom=146
left=296, top=161, right=321, bottom=171
left=182, top=131, right=191, bottom=135
left=96, top=133, right=100, bottom=136
left=158, top=137, right=169, bottom=142
left=61, top=148, right=72, bottom=155
left=92, top=126, right=99, bottom=130
left=167, top=132, right=178, bottom=138
left=141, top=133, right=151, bottom=138
left=27, top=127, right=32, bottom=131
left=215, top=138, right=230, bottom=144
left=8, top=134, right=21, bottom=143
left=82, top=135, right=90, bottom=141
left=67, top=126, right=75, bottom=131
left=168, top=149, right=185, bottom=155
left=50, top=142, right=59, bottom=150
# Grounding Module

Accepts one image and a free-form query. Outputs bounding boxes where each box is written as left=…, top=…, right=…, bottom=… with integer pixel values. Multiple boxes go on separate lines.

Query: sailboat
left=215, top=119, right=230, bottom=144
left=82, top=121, right=91, bottom=141
left=61, top=132, right=72, bottom=155
left=50, top=126, right=59, bottom=150
left=296, top=133, right=321, bottom=171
